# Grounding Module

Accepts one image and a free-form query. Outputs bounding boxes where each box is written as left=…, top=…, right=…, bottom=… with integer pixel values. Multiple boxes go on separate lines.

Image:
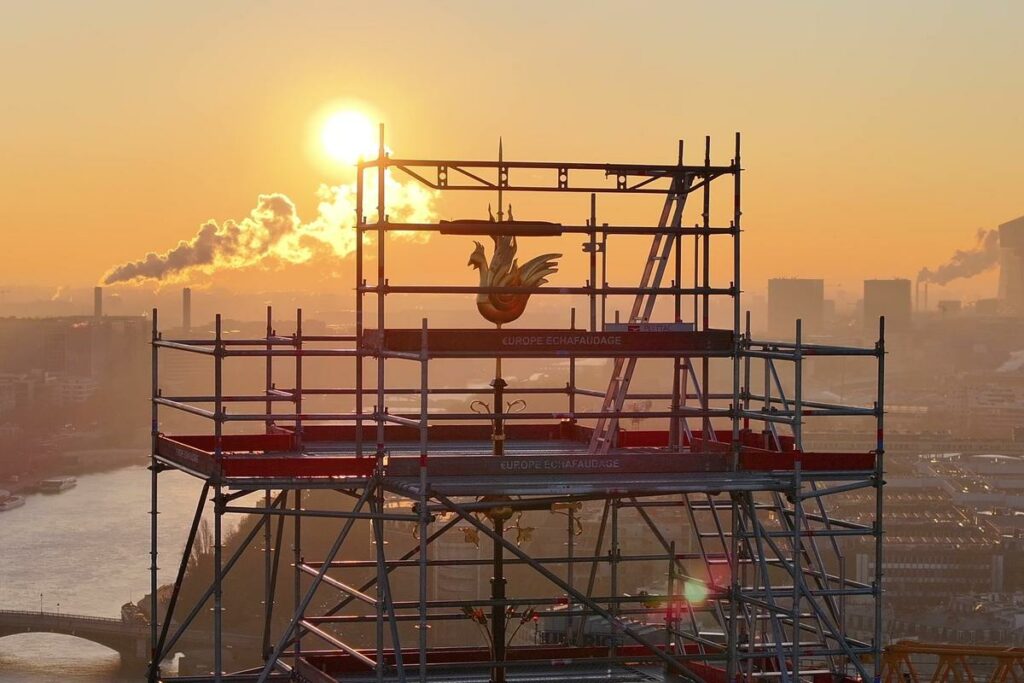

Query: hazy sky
left=2, top=1, right=1021, bottom=301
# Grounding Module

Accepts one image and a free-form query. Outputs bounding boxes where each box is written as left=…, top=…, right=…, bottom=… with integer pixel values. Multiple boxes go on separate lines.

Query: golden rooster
left=468, top=235, right=560, bottom=325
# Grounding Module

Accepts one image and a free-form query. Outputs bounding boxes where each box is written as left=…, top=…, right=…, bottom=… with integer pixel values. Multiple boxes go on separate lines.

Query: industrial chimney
left=182, top=287, right=192, bottom=332
left=93, top=286, right=103, bottom=318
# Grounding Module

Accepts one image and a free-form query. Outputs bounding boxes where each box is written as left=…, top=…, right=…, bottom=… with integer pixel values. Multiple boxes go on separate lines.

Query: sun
left=321, top=110, right=378, bottom=164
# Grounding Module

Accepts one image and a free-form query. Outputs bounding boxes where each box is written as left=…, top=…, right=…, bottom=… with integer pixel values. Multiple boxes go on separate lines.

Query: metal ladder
left=588, top=179, right=691, bottom=454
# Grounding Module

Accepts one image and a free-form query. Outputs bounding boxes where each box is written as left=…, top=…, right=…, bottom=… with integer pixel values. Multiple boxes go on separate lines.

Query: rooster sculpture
left=468, top=235, right=561, bottom=326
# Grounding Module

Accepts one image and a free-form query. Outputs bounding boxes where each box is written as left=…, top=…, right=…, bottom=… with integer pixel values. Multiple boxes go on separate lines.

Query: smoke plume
left=102, top=173, right=436, bottom=285
left=997, top=350, right=1024, bottom=374
left=917, top=228, right=999, bottom=285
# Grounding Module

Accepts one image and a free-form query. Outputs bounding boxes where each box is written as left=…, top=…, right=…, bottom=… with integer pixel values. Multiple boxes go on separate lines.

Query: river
left=0, top=462, right=237, bottom=682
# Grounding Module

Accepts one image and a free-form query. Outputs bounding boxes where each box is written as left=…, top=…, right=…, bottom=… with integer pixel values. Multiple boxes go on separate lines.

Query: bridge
left=0, top=609, right=259, bottom=668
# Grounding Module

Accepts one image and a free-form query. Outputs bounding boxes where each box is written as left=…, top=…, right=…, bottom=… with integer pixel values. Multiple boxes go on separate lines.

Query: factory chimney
left=93, top=286, right=103, bottom=318
left=182, top=287, right=192, bottom=332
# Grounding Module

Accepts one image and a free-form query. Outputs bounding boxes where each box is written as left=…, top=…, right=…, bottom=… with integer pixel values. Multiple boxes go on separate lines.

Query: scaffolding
left=147, top=131, right=885, bottom=682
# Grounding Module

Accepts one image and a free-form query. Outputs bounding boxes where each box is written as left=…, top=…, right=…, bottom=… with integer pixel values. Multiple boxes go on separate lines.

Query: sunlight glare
left=321, top=110, right=378, bottom=164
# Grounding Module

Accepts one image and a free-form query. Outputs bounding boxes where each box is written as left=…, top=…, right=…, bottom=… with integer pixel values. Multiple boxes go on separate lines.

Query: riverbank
left=1, top=448, right=147, bottom=497
left=0, top=463, right=227, bottom=681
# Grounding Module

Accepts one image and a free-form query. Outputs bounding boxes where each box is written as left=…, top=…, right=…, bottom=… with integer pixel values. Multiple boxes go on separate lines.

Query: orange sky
left=1, top=2, right=1021, bottom=303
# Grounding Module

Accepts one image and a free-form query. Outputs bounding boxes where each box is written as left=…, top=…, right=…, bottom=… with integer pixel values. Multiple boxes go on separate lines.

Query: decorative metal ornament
left=467, top=234, right=560, bottom=326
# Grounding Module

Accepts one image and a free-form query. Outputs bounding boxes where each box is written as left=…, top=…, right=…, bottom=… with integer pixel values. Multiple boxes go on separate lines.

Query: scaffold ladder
left=588, top=180, right=691, bottom=454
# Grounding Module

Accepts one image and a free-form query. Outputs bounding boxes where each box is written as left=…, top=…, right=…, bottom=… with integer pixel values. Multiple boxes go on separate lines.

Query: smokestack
left=924, top=282, right=929, bottom=312
left=93, top=286, right=103, bottom=318
left=182, top=287, right=192, bottom=332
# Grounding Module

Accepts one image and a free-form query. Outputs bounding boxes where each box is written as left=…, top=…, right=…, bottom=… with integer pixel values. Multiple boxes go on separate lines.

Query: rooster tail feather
left=517, top=253, right=562, bottom=287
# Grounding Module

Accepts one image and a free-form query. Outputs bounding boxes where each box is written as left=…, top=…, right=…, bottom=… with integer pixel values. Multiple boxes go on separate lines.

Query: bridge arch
left=0, top=610, right=149, bottom=665
left=0, top=630, right=123, bottom=655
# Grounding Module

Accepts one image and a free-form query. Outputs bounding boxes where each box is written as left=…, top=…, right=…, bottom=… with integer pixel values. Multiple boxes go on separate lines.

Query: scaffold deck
left=155, top=429, right=875, bottom=491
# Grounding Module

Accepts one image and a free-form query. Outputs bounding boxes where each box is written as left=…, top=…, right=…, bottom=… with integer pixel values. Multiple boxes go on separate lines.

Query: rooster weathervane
left=468, top=231, right=560, bottom=326
left=465, top=138, right=562, bottom=327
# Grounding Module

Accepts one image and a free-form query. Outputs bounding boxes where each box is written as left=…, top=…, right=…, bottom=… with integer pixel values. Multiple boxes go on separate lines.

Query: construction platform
left=147, top=132, right=885, bottom=683
left=156, top=427, right=875, bottom=494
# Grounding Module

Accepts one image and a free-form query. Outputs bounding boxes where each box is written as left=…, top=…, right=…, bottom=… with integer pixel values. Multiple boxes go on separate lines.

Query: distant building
left=975, top=298, right=1001, bottom=315
left=999, top=216, right=1024, bottom=314
left=767, top=278, right=824, bottom=338
left=58, top=375, right=99, bottom=404
left=937, top=299, right=962, bottom=315
left=0, top=370, right=58, bottom=411
left=0, top=316, right=147, bottom=378
left=863, top=278, right=911, bottom=333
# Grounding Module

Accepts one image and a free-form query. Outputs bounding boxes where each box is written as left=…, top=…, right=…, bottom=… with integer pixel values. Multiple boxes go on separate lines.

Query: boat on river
left=39, top=476, right=77, bottom=493
left=0, top=489, right=25, bottom=511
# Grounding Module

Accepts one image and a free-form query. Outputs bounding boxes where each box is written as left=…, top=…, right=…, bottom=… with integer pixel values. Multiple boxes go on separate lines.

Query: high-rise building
left=998, top=216, right=1024, bottom=314
left=864, top=279, right=912, bottom=332
left=767, top=278, right=824, bottom=337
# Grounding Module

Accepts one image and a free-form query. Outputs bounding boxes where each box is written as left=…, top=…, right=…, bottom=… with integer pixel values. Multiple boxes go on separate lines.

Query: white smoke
left=997, top=350, right=1024, bottom=373
left=918, top=228, right=1000, bottom=285
left=102, top=173, right=436, bottom=285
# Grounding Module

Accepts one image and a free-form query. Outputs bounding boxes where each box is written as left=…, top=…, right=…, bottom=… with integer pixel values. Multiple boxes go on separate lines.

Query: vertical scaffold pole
left=264, top=305, right=273, bottom=662
left=356, top=158, right=365, bottom=458
left=610, top=498, right=619, bottom=659
left=375, top=124, right=385, bottom=683
left=419, top=318, right=429, bottom=682
left=700, top=136, right=711, bottom=445
left=666, top=539, right=676, bottom=647
left=293, top=484, right=302, bottom=663
left=149, top=308, right=159, bottom=682
left=600, top=225, right=608, bottom=331
left=265, top=305, right=273, bottom=433
left=293, top=308, right=304, bottom=665
left=491, top=512, right=506, bottom=683
left=743, top=310, right=752, bottom=433
left=569, top=308, right=576, bottom=418
left=262, top=486, right=271, bottom=658
left=213, top=313, right=224, bottom=682
left=793, top=460, right=804, bottom=681
left=376, top=123, right=387, bottom=464
left=794, top=318, right=803, bottom=450
left=874, top=316, right=886, bottom=680
left=295, top=308, right=303, bottom=448
left=589, top=194, right=597, bottom=331
left=732, top=131, right=743, bottom=460
left=566, top=502, right=575, bottom=643
left=726, top=132, right=742, bottom=683
left=672, top=140, right=684, bottom=449
left=793, top=318, right=804, bottom=679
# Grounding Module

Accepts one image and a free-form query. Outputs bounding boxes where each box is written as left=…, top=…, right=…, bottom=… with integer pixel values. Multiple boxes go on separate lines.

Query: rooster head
left=468, top=240, right=487, bottom=269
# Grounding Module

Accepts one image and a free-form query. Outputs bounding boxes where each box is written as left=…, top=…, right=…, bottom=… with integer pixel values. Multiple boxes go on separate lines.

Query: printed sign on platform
left=362, top=328, right=732, bottom=356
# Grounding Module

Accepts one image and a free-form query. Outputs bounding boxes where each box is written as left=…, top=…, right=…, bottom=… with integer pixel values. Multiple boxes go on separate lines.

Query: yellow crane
left=882, top=640, right=1024, bottom=682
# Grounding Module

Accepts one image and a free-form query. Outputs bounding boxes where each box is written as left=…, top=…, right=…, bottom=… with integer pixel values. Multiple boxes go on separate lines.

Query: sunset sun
left=321, top=110, right=378, bottom=164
